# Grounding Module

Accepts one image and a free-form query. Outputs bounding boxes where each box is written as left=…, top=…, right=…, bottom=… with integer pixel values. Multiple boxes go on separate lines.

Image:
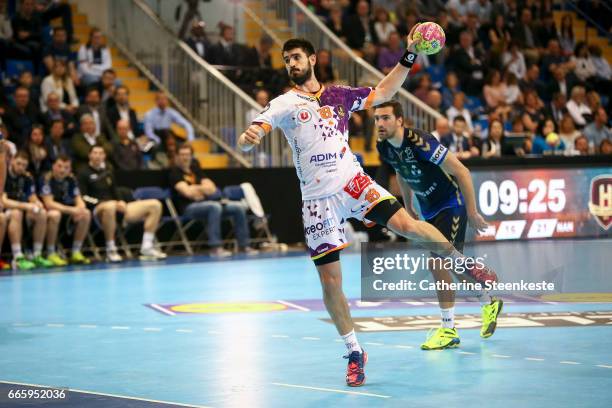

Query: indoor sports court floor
left=1, top=249, right=611, bottom=407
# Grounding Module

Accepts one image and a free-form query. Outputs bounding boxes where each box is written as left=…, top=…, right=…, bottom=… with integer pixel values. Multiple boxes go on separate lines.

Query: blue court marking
left=1, top=252, right=611, bottom=407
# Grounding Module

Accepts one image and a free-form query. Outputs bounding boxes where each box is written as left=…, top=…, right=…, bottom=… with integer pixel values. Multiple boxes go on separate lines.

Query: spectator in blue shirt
left=143, top=92, right=195, bottom=147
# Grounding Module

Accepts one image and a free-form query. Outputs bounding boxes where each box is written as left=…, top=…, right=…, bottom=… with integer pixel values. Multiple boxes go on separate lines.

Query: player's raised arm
left=238, top=123, right=267, bottom=152
left=371, top=24, right=422, bottom=105
left=439, top=152, right=488, bottom=232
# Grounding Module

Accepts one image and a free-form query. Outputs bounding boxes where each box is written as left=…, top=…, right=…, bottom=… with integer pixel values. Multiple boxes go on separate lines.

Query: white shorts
left=302, top=172, right=395, bottom=260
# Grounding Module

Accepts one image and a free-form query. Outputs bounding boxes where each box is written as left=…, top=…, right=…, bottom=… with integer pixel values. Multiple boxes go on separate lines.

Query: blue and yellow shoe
left=421, top=327, right=460, bottom=350
left=481, top=298, right=504, bottom=338
left=345, top=349, right=367, bottom=387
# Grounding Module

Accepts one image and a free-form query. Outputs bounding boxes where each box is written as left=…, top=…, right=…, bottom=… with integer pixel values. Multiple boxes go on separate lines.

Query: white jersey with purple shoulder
left=252, top=85, right=376, bottom=200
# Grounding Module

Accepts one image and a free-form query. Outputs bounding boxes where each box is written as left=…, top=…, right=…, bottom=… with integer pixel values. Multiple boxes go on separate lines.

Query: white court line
left=302, top=337, right=320, bottom=341
left=143, top=328, right=162, bottom=332
left=0, top=380, right=213, bottom=407
left=457, top=351, right=476, bottom=355
left=12, top=323, right=31, bottom=327
left=492, top=354, right=511, bottom=358
left=150, top=303, right=176, bottom=316
left=277, top=300, right=310, bottom=312
left=334, top=339, right=343, bottom=342
left=596, top=365, right=612, bottom=369
left=271, top=383, right=391, bottom=399
left=111, top=326, right=130, bottom=330
left=560, top=361, right=581, bottom=365
left=46, top=324, right=64, bottom=328
left=79, top=325, right=97, bottom=329
left=393, top=345, right=414, bottom=349
left=176, top=329, right=193, bottom=333
left=364, top=342, right=384, bottom=346
left=271, top=334, right=289, bottom=338
left=525, top=357, right=545, bottom=361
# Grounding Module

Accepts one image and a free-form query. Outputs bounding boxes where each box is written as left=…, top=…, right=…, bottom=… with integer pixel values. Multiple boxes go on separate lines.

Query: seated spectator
left=502, top=41, right=526, bottom=81
left=540, top=39, right=571, bottom=82
left=326, top=5, right=346, bottom=41
left=343, top=0, right=378, bottom=50
left=41, top=91, right=75, bottom=135
left=483, top=69, right=511, bottom=119
left=2, top=150, right=52, bottom=269
left=373, top=7, right=395, bottom=45
left=1, top=86, right=41, bottom=147
left=143, top=92, right=195, bottom=146
left=470, top=0, right=492, bottom=25
left=413, top=74, right=432, bottom=102
left=46, top=119, right=71, bottom=162
left=40, top=60, right=79, bottom=113
left=77, top=145, right=167, bottom=262
left=170, top=143, right=256, bottom=257
left=519, top=64, right=546, bottom=98
left=446, top=0, right=471, bottom=22
left=573, top=135, right=590, bottom=156
left=440, top=71, right=461, bottom=110
left=314, top=49, right=336, bottom=85
left=587, top=45, right=612, bottom=81
left=440, top=116, right=478, bottom=159
left=445, top=91, right=473, bottom=132
left=39, top=155, right=92, bottom=265
left=503, top=72, right=522, bottom=106
left=448, top=31, right=484, bottom=96
left=512, top=8, right=539, bottom=62
left=11, top=0, right=43, bottom=68
left=377, top=31, right=404, bottom=75
left=112, top=119, right=142, bottom=171
left=106, top=85, right=139, bottom=138
left=246, top=88, right=270, bottom=124
left=600, top=139, right=612, bottom=155
left=252, top=34, right=273, bottom=69
left=77, top=28, right=112, bottom=86
left=42, top=27, right=77, bottom=84
left=546, top=92, right=569, bottom=125
left=97, top=69, right=117, bottom=106
left=25, top=124, right=51, bottom=179
left=536, top=12, right=558, bottom=48
left=35, top=0, right=74, bottom=43
left=572, top=42, right=612, bottom=95
left=71, top=114, right=112, bottom=173
left=185, top=20, right=210, bottom=61
left=545, top=66, right=575, bottom=101
left=431, top=116, right=450, bottom=141
left=584, top=108, right=611, bottom=153
left=76, top=87, right=112, bottom=139
left=566, top=85, right=591, bottom=128
left=481, top=119, right=507, bottom=158
left=586, top=90, right=601, bottom=113
left=558, top=14, right=575, bottom=56
left=558, top=114, right=581, bottom=154
left=532, top=118, right=565, bottom=155
left=425, top=90, right=443, bottom=114
left=521, top=89, right=546, bottom=134
left=17, top=70, right=40, bottom=106
left=208, top=24, right=247, bottom=67
left=414, top=0, right=446, bottom=22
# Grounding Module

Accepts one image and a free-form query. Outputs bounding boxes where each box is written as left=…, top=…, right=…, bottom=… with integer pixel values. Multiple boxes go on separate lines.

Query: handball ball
left=413, top=22, right=445, bottom=55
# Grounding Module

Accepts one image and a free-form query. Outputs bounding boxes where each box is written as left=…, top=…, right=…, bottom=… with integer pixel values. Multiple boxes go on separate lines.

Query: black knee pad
left=366, top=198, right=403, bottom=227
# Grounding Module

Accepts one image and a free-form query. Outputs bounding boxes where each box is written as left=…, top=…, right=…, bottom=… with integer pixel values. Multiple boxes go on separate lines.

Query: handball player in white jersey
left=238, top=30, right=497, bottom=387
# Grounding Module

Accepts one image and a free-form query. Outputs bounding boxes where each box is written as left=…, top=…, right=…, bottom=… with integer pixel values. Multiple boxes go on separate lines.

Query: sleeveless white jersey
left=252, top=85, right=376, bottom=200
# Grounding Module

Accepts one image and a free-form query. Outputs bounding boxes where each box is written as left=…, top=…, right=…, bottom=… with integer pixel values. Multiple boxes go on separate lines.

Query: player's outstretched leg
left=316, top=259, right=367, bottom=387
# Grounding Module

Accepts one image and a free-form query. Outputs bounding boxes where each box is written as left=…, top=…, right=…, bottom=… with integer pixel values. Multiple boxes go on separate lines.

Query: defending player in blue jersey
left=374, top=101, right=503, bottom=350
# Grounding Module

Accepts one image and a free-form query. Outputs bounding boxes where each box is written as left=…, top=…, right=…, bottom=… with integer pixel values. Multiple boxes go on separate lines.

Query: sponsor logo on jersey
left=588, top=175, right=612, bottom=230
left=310, top=153, right=337, bottom=163
left=365, top=188, right=381, bottom=203
left=336, top=104, right=346, bottom=119
left=297, top=108, right=313, bottom=123
left=430, top=144, right=447, bottom=164
left=344, top=173, right=373, bottom=200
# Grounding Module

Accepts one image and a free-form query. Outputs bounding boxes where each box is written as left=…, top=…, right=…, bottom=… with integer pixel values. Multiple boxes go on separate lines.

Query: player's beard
left=290, top=63, right=312, bottom=86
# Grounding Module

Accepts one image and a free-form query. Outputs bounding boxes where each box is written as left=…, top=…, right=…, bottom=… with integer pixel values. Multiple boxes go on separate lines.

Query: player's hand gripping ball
left=412, top=22, right=445, bottom=55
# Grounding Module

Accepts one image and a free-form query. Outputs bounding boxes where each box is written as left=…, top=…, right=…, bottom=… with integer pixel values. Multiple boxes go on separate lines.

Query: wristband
left=399, top=50, right=417, bottom=68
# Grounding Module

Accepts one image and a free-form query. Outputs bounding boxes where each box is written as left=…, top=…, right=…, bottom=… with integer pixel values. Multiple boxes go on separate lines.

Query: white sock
left=141, top=232, right=154, bottom=251
left=33, top=242, right=43, bottom=257
left=341, top=329, right=362, bottom=353
left=440, top=307, right=455, bottom=328
left=476, top=290, right=493, bottom=306
left=106, top=240, right=117, bottom=251
left=47, top=244, right=56, bottom=254
left=11, top=244, right=23, bottom=258
left=73, top=241, right=83, bottom=252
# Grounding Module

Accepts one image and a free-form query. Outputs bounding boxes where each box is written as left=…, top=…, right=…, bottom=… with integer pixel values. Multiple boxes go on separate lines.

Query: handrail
left=108, top=0, right=292, bottom=167
left=562, top=0, right=612, bottom=40
left=255, top=0, right=442, bottom=131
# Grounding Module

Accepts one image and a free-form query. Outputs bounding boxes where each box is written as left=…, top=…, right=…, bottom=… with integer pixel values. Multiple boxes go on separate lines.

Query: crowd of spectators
left=0, top=0, right=258, bottom=270
left=301, top=0, right=612, bottom=156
